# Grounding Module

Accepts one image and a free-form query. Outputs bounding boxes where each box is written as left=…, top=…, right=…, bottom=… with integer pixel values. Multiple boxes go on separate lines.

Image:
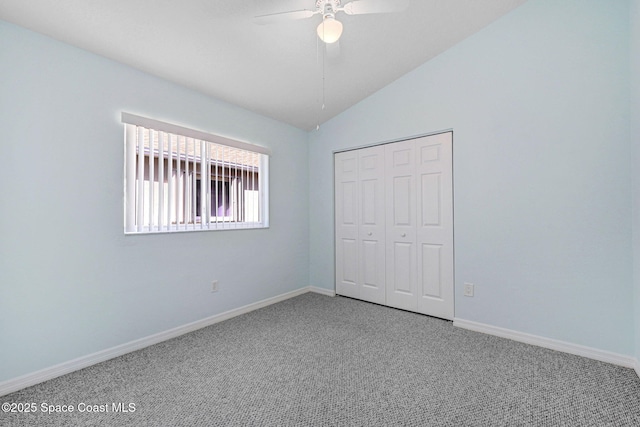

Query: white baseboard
left=0, top=286, right=319, bottom=397
left=454, top=318, right=637, bottom=370
left=309, top=286, right=336, bottom=297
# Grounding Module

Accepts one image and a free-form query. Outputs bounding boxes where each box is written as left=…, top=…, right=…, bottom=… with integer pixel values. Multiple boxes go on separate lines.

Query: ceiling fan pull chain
left=316, top=31, right=321, bottom=130
left=322, top=38, right=326, bottom=111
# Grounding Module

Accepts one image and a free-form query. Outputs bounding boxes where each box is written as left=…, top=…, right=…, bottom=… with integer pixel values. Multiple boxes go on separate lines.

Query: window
left=122, top=113, right=269, bottom=234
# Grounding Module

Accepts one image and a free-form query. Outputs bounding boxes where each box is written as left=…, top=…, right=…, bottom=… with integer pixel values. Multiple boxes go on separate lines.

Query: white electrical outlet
left=464, top=282, right=474, bottom=297
left=211, top=280, right=219, bottom=293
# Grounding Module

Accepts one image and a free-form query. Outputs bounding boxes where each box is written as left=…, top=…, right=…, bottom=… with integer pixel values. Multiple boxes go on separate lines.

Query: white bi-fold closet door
left=335, top=144, right=387, bottom=305
left=334, top=132, right=454, bottom=320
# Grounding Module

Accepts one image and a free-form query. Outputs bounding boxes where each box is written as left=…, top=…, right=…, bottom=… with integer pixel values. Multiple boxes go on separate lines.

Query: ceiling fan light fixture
left=317, top=16, right=343, bottom=43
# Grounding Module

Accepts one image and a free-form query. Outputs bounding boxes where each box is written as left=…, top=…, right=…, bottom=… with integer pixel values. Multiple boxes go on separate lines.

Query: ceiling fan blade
left=341, top=0, right=409, bottom=15
left=253, top=9, right=318, bottom=25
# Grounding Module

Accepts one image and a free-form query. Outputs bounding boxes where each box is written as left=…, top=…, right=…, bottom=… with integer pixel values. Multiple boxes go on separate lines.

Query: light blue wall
left=0, top=20, right=309, bottom=382
left=309, top=0, right=633, bottom=355
left=632, top=0, right=640, bottom=363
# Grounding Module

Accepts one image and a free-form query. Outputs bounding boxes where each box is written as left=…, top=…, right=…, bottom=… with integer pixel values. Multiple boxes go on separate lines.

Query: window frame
left=122, top=112, right=270, bottom=235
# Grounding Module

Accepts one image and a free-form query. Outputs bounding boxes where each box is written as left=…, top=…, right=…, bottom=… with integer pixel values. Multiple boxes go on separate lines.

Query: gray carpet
left=3, top=293, right=640, bottom=426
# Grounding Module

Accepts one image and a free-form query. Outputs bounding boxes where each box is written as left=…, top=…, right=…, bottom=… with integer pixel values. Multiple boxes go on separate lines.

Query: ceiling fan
left=254, top=0, right=409, bottom=44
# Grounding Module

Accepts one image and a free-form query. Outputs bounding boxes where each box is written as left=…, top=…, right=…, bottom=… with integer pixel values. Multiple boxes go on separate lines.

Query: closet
left=334, top=132, right=454, bottom=320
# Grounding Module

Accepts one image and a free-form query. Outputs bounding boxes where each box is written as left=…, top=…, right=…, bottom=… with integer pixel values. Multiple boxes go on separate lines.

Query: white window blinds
left=122, top=113, right=269, bottom=234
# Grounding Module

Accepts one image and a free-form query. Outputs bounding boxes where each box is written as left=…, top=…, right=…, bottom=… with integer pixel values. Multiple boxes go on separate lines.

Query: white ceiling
left=0, top=0, right=527, bottom=130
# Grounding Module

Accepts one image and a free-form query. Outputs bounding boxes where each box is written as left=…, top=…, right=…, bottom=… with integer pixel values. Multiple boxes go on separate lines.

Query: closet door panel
left=385, top=141, right=417, bottom=311
left=420, top=243, right=442, bottom=298
left=420, top=173, right=441, bottom=227
left=335, top=151, right=360, bottom=299
left=358, top=146, right=386, bottom=304
left=416, top=133, right=454, bottom=319
left=392, top=241, right=414, bottom=294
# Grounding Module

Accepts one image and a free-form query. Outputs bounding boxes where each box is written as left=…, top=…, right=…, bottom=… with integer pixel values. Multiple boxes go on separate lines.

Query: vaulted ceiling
left=0, top=0, right=527, bottom=130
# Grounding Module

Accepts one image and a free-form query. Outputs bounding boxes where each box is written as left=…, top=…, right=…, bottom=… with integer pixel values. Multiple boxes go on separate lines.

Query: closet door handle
left=367, top=232, right=373, bottom=236
left=401, top=233, right=406, bottom=237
